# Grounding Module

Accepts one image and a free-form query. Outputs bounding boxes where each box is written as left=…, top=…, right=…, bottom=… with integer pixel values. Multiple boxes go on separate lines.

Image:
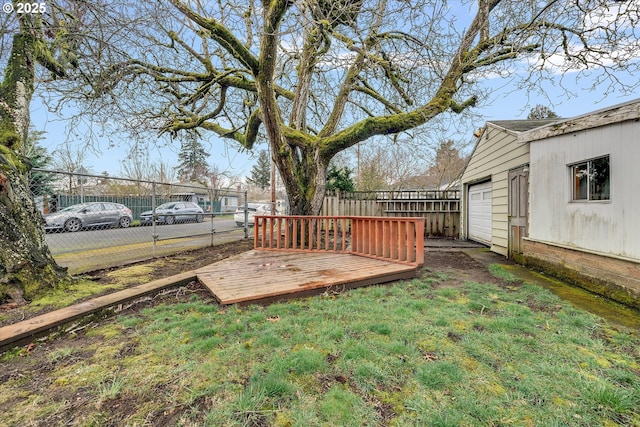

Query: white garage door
left=468, top=181, right=492, bottom=245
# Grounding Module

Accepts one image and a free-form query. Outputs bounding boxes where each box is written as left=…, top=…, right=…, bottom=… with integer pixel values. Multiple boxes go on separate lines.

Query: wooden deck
left=1, top=215, right=423, bottom=349
left=1, top=250, right=418, bottom=349
left=195, top=250, right=418, bottom=305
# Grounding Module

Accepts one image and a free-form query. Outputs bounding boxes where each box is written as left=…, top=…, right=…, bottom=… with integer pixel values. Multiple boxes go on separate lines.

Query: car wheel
left=165, top=215, right=175, bottom=225
left=119, top=217, right=131, bottom=228
left=236, top=222, right=243, bottom=227
left=64, top=218, right=82, bottom=232
left=196, top=214, right=204, bottom=223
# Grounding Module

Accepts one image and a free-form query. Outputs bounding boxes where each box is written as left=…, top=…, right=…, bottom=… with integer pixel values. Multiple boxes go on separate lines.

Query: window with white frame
left=570, top=155, right=610, bottom=201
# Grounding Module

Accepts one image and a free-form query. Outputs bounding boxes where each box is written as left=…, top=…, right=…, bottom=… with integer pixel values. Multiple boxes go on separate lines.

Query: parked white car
left=234, top=203, right=271, bottom=227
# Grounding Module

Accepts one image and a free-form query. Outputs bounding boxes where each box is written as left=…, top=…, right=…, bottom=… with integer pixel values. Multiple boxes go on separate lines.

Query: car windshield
left=238, top=204, right=268, bottom=210
left=58, top=204, right=88, bottom=212
left=157, top=203, right=177, bottom=210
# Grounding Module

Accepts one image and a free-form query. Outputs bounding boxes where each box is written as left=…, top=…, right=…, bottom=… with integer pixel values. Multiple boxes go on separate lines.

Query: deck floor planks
left=195, top=250, right=417, bottom=305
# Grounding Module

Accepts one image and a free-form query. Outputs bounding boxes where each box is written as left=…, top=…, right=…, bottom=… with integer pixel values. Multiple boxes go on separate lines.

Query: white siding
left=461, top=125, right=531, bottom=256
left=221, top=196, right=239, bottom=213
left=528, top=120, right=640, bottom=260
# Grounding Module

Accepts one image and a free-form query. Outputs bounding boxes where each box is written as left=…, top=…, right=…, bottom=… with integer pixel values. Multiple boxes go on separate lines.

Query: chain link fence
left=29, top=169, right=254, bottom=274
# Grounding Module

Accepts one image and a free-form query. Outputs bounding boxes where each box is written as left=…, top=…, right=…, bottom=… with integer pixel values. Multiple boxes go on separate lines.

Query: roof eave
left=518, top=98, right=640, bottom=143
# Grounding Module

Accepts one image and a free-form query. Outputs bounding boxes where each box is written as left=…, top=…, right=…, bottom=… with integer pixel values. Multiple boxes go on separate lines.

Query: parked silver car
left=140, top=201, right=204, bottom=225
left=234, top=203, right=271, bottom=227
left=43, top=202, right=133, bottom=232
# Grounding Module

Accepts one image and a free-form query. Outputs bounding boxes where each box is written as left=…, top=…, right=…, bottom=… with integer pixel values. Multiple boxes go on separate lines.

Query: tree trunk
left=273, top=144, right=327, bottom=216
left=0, top=13, right=70, bottom=303
left=0, top=156, right=69, bottom=303
left=256, top=2, right=328, bottom=217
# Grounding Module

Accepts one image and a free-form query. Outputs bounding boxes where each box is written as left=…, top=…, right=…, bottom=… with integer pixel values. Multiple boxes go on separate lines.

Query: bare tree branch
left=32, top=0, right=640, bottom=216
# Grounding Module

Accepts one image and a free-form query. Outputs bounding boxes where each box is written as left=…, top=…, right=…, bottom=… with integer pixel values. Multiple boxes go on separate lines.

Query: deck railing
left=254, top=215, right=425, bottom=267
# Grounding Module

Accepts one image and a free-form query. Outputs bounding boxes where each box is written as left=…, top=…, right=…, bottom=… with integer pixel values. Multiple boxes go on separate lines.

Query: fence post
left=79, top=173, right=85, bottom=204
left=152, top=181, right=157, bottom=258
left=243, top=191, right=248, bottom=239
left=209, top=188, right=215, bottom=247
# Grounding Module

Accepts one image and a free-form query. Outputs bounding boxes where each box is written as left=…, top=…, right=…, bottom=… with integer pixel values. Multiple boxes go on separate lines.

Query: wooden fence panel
left=322, top=196, right=382, bottom=217
left=322, top=191, right=460, bottom=238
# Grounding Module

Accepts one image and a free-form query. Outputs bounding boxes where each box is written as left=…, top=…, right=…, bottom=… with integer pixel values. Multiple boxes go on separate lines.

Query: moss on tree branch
left=170, top=0, right=260, bottom=75
left=449, top=95, right=478, bottom=113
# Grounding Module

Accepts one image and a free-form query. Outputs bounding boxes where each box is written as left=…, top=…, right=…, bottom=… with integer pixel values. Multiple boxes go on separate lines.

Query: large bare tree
left=54, top=0, right=639, bottom=216
left=1, top=0, right=152, bottom=302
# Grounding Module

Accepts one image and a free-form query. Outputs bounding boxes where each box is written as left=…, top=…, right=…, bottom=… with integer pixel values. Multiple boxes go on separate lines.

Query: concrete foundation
left=523, top=239, right=640, bottom=309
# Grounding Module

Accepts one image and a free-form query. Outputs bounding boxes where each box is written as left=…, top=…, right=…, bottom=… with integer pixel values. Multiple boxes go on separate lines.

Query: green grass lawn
left=1, top=272, right=638, bottom=426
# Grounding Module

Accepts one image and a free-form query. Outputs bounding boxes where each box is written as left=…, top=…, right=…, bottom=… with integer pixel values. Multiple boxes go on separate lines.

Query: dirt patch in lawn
left=87, top=238, right=255, bottom=283
left=422, top=249, right=500, bottom=287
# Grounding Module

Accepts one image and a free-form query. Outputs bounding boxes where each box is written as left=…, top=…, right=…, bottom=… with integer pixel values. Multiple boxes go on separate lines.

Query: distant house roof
left=171, top=181, right=209, bottom=196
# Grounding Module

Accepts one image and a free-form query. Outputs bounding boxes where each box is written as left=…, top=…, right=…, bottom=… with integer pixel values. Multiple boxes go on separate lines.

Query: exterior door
left=82, top=203, right=105, bottom=226
left=508, top=167, right=529, bottom=260
left=101, top=203, right=120, bottom=225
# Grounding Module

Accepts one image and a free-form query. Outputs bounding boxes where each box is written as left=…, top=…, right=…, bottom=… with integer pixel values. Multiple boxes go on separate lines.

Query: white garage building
left=460, top=120, right=556, bottom=258
left=460, top=101, right=640, bottom=308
